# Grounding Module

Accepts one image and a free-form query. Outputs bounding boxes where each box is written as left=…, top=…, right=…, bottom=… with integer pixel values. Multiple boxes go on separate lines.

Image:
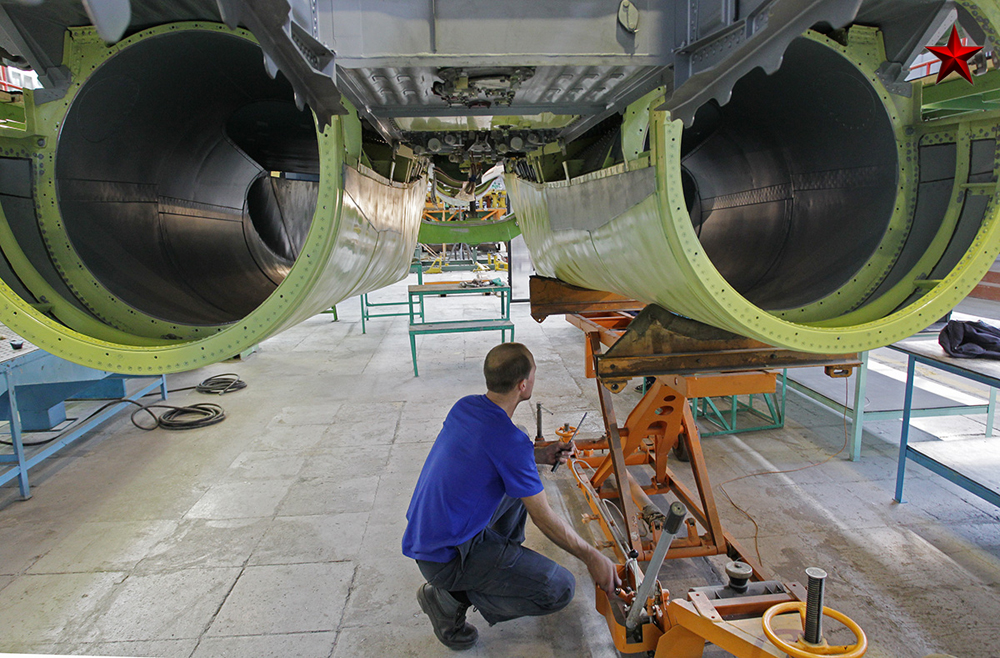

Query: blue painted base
left=21, top=402, right=67, bottom=432
left=73, top=378, right=128, bottom=399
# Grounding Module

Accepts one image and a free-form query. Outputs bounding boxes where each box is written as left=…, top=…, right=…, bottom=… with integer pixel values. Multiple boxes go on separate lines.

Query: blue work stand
left=0, top=335, right=167, bottom=500
left=890, top=336, right=1000, bottom=508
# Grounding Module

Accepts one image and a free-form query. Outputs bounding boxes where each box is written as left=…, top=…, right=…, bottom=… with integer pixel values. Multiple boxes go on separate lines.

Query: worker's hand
left=535, top=440, right=575, bottom=466
left=585, top=549, right=621, bottom=597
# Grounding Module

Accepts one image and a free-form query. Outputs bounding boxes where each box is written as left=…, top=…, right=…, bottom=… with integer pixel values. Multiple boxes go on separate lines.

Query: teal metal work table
left=360, top=251, right=425, bottom=333
left=784, top=347, right=995, bottom=461
left=407, top=283, right=514, bottom=376
left=891, top=336, right=1000, bottom=508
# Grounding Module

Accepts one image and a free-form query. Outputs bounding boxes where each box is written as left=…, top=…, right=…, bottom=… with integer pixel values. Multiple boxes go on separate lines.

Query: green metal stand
left=406, top=283, right=513, bottom=376
left=361, top=294, right=415, bottom=333
left=360, top=251, right=425, bottom=333
left=691, top=371, right=787, bottom=437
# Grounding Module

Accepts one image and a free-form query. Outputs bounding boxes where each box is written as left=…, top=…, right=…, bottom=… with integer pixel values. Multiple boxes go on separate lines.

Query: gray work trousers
left=416, top=495, right=576, bottom=625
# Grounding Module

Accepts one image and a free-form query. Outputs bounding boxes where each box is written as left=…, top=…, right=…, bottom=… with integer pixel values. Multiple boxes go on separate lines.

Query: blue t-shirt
left=402, top=395, right=544, bottom=562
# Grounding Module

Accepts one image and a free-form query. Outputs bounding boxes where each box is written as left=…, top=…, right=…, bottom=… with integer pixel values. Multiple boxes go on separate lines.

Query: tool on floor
left=551, top=411, right=586, bottom=472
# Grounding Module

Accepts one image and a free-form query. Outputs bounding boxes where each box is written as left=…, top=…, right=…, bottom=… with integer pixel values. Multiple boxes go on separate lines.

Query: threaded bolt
left=804, top=567, right=827, bottom=644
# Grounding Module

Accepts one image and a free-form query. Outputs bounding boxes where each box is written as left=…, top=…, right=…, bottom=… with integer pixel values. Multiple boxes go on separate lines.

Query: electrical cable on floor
left=716, top=377, right=852, bottom=569
left=194, top=373, right=247, bottom=395
left=0, top=374, right=245, bottom=446
left=128, top=400, right=226, bottom=430
left=140, top=372, right=247, bottom=398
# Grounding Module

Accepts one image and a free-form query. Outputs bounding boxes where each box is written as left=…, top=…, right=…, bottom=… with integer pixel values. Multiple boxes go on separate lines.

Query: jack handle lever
left=624, top=501, right=687, bottom=632
left=663, top=502, right=686, bottom=535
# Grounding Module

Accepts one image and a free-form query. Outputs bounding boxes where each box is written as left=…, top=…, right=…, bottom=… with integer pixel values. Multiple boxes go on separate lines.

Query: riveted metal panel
left=546, top=167, right=656, bottom=232
left=0, top=158, right=31, bottom=198
left=919, top=143, right=958, bottom=182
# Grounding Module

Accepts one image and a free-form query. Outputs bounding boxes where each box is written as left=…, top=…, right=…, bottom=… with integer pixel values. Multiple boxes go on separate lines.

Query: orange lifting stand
left=530, top=276, right=867, bottom=658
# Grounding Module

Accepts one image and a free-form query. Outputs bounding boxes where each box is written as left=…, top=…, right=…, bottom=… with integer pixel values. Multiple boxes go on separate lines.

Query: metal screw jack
left=804, top=567, right=827, bottom=645
left=725, top=561, right=753, bottom=593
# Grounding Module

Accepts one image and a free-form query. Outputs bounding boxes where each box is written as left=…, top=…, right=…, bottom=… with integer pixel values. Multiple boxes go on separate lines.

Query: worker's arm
left=521, top=490, right=621, bottom=596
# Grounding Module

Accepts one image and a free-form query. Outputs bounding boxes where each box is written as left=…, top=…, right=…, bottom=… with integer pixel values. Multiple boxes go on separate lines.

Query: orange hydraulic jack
left=576, top=354, right=776, bottom=569
left=532, top=285, right=867, bottom=657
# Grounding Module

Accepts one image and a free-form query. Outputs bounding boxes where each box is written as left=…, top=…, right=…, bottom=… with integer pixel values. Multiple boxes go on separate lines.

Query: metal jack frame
left=534, top=280, right=867, bottom=657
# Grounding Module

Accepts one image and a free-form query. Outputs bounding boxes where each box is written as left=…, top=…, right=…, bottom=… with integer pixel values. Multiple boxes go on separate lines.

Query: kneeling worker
left=402, top=342, right=620, bottom=649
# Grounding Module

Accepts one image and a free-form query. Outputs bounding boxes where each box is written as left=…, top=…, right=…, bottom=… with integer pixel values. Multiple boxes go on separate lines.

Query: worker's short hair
left=484, top=343, right=535, bottom=393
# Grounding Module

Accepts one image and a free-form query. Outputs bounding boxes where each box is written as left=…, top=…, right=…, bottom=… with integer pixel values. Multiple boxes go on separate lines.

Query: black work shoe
left=416, top=584, right=479, bottom=650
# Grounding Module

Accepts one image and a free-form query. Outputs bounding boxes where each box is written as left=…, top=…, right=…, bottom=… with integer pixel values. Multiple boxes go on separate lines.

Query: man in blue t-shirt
left=402, top=342, right=620, bottom=650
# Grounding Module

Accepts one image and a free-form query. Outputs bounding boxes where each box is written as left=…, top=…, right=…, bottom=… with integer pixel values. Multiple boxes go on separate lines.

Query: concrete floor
left=0, top=274, right=998, bottom=658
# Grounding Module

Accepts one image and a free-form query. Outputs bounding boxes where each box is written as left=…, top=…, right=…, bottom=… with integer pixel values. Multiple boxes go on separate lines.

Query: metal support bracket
left=662, top=0, right=863, bottom=126
left=216, top=0, right=345, bottom=126
left=875, top=0, right=958, bottom=93
left=0, top=6, right=72, bottom=103
left=529, top=276, right=644, bottom=323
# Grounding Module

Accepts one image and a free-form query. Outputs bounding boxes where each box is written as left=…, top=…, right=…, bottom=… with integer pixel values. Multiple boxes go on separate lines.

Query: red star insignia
left=926, top=25, right=983, bottom=84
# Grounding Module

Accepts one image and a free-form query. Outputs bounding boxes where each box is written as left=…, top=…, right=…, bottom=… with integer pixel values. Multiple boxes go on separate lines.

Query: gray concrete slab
left=220, top=451, right=307, bottom=482
left=298, top=445, right=391, bottom=479
left=393, top=417, right=442, bottom=444
left=206, top=563, right=355, bottom=637
left=0, top=572, right=125, bottom=649
left=332, top=619, right=468, bottom=658
left=339, top=555, right=428, bottom=628
left=251, top=423, right=330, bottom=453
left=324, top=417, right=398, bottom=446
left=184, top=480, right=293, bottom=520
left=249, top=512, right=369, bottom=565
left=78, top=567, right=241, bottom=642
left=27, top=520, right=178, bottom=574
left=269, top=401, right=344, bottom=426
left=277, top=474, right=380, bottom=517
left=0, top=519, right=70, bottom=576
left=47, top=639, right=199, bottom=658
left=133, top=518, right=271, bottom=573
left=191, top=632, right=337, bottom=658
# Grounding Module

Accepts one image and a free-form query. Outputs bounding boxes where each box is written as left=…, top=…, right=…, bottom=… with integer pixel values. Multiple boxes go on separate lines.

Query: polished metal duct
left=682, top=37, right=899, bottom=312
left=54, top=30, right=317, bottom=326
left=0, top=23, right=424, bottom=372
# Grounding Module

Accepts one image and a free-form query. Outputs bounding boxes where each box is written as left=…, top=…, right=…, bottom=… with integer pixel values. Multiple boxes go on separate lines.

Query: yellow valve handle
left=555, top=425, right=578, bottom=441
left=762, top=601, right=867, bottom=658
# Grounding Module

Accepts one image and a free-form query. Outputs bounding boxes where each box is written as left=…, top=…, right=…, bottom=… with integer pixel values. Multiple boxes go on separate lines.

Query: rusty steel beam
left=530, top=276, right=644, bottom=323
